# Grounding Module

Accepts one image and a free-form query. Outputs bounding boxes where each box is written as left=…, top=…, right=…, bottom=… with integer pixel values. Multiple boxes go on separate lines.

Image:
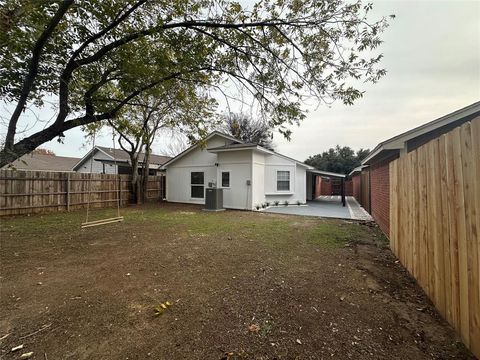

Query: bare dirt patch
left=0, top=203, right=474, bottom=359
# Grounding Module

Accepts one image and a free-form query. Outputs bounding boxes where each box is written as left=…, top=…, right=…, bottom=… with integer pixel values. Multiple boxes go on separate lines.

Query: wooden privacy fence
left=389, top=118, right=480, bottom=357
left=0, top=170, right=165, bottom=216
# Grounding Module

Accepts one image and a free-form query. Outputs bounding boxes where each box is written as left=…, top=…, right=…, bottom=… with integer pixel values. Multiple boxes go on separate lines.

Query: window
left=191, top=172, right=204, bottom=198
left=221, top=171, right=230, bottom=188
left=277, top=171, right=290, bottom=191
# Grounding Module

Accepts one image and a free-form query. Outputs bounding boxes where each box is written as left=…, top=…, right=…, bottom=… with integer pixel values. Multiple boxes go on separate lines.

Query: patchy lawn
left=0, top=203, right=474, bottom=360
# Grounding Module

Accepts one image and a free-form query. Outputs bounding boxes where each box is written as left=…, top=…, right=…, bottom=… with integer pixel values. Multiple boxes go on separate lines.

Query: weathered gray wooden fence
left=0, top=170, right=165, bottom=216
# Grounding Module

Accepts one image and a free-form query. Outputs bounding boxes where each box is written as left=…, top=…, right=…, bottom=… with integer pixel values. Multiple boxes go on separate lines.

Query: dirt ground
left=0, top=203, right=475, bottom=360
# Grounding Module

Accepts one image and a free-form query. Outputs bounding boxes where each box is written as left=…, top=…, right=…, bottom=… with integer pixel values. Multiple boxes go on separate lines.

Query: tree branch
left=5, top=0, right=74, bottom=149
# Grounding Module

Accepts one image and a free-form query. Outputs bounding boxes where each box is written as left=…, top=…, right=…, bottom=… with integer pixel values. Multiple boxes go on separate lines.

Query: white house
left=162, top=131, right=333, bottom=210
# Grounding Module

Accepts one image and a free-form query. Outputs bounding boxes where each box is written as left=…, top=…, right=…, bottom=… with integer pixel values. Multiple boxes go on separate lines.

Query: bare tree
left=223, top=113, right=274, bottom=150
left=106, top=83, right=217, bottom=203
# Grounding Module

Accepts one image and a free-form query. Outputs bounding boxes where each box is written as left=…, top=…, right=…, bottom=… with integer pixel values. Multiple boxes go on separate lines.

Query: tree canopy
left=222, top=113, right=274, bottom=150
left=0, top=0, right=392, bottom=167
left=304, top=146, right=370, bottom=175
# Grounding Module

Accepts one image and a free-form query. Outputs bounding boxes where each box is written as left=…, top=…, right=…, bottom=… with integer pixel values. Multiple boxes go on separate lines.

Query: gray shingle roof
left=207, top=143, right=258, bottom=151
left=96, top=146, right=171, bottom=165
left=3, top=153, right=81, bottom=172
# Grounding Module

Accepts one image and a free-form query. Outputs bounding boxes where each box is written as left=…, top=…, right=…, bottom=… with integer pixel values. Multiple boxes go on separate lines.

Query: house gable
left=162, top=132, right=242, bottom=168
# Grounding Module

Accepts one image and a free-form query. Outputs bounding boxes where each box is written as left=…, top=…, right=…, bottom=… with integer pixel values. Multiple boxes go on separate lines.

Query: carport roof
left=306, top=169, right=346, bottom=178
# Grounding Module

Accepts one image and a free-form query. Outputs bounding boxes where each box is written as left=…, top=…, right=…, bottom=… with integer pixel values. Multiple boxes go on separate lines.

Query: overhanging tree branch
left=5, top=0, right=74, bottom=149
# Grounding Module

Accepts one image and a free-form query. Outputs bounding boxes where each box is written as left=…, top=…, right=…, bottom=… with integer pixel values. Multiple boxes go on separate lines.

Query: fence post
left=118, top=176, right=121, bottom=205
left=66, top=173, right=70, bottom=212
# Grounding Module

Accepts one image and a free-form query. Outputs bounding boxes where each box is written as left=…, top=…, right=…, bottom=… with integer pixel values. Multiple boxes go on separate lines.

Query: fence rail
left=0, top=170, right=165, bottom=216
left=389, top=118, right=480, bottom=357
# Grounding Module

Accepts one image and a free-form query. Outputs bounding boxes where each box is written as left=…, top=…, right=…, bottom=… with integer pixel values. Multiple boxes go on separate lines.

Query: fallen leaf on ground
left=248, top=324, right=260, bottom=332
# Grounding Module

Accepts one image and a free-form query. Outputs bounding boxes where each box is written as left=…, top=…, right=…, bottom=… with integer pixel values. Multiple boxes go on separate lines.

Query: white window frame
left=221, top=170, right=231, bottom=189
left=190, top=171, right=205, bottom=199
left=276, top=170, right=290, bottom=192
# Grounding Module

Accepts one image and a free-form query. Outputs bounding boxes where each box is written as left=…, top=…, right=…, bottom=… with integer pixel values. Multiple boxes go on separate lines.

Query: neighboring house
left=72, top=146, right=171, bottom=175
left=2, top=153, right=80, bottom=172
left=355, top=101, right=480, bottom=236
left=162, top=131, right=344, bottom=210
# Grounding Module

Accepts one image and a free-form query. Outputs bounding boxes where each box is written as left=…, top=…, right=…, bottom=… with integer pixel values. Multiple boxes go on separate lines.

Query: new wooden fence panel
left=389, top=118, right=480, bottom=357
left=470, top=118, right=480, bottom=356
left=0, top=170, right=165, bottom=216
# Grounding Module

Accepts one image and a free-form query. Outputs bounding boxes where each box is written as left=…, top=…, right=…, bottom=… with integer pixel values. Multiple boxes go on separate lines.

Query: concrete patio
left=263, top=196, right=373, bottom=221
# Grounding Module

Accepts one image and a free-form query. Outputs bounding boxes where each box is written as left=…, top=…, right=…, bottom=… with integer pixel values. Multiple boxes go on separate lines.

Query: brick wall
left=370, top=159, right=391, bottom=236
left=352, top=174, right=361, bottom=201
left=344, top=179, right=353, bottom=196
left=320, top=178, right=332, bottom=195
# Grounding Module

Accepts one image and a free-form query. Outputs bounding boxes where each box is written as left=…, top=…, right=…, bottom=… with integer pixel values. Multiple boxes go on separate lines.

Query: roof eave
left=307, top=169, right=346, bottom=178
left=361, top=101, right=480, bottom=165
left=161, top=131, right=243, bottom=168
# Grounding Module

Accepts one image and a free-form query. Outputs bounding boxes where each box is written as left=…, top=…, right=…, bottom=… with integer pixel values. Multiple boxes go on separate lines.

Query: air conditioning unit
left=204, top=188, right=225, bottom=211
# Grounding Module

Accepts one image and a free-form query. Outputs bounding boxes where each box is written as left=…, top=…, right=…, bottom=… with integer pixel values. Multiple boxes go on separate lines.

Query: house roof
left=162, top=130, right=314, bottom=170
left=348, top=165, right=369, bottom=177
left=206, top=140, right=313, bottom=169
left=362, top=101, right=480, bottom=165
left=207, top=142, right=259, bottom=150
left=307, top=169, right=346, bottom=178
left=3, top=153, right=81, bottom=172
left=161, top=131, right=243, bottom=167
left=73, top=146, right=171, bottom=170
left=95, top=146, right=171, bottom=165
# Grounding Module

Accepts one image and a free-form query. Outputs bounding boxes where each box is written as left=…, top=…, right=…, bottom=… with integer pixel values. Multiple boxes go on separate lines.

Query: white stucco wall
left=251, top=151, right=265, bottom=209
left=76, top=149, right=117, bottom=174
left=165, top=135, right=230, bottom=205
left=263, top=154, right=307, bottom=204
left=216, top=150, right=253, bottom=210
left=165, top=136, right=308, bottom=209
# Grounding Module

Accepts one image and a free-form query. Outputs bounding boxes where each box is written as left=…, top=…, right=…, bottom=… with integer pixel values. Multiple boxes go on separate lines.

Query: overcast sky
left=3, top=0, right=479, bottom=161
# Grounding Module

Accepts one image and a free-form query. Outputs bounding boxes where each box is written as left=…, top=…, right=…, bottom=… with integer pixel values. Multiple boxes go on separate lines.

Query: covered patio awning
left=306, top=169, right=347, bottom=206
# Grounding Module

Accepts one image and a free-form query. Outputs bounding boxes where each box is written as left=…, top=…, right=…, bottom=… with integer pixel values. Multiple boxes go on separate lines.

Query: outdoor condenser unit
left=204, top=188, right=224, bottom=211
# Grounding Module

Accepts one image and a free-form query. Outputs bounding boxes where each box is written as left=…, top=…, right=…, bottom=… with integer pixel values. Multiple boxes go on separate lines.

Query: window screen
left=277, top=171, right=290, bottom=191
left=222, top=171, right=230, bottom=187
left=191, top=172, right=204, bottom=185
left=191, top=172, right=204, bottom=198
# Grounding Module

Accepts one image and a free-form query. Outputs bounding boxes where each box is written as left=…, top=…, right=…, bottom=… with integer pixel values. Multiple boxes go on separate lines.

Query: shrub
left=255, top=204, right=261, bottom=210
left=265, top=201, right=270, bottom=207
left=296, top=200, right=302, bottom=206
left=274, top=200, right=279, bottom=206
left=284, top=200, right=289, bottom=206
left=261, top=203, right=267, bottom=209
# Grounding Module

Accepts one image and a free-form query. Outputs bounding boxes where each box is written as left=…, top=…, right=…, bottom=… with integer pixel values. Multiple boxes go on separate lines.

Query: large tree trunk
left=129, top=154, right=141, bottom=205
left=141, top=146, right=151, bottom=203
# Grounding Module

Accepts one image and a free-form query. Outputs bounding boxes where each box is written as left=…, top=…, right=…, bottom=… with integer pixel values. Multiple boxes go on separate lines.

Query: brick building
left=354, top=101, right=480, bottom=236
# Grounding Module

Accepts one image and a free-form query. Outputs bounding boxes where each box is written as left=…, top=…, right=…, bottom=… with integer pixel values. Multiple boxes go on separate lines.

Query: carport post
left=341, top=178, right=346, bottom=207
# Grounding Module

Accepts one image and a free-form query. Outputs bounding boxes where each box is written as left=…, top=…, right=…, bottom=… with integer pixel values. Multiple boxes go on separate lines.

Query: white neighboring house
left=72, top=146, right=171, bottom=175
left=162, top=131, right=321, bottom=210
